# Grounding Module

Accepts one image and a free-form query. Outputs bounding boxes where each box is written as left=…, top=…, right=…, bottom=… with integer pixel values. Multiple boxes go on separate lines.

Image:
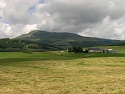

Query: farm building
left=107, top=49, right=116, bottom=53
left=88, top=48, right=116, bottom=53
left=88, top=48, right=103, bottom=53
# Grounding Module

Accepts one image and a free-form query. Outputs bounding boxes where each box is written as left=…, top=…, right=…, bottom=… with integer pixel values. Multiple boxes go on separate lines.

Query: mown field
left=0, top=52, right=125, bottom=94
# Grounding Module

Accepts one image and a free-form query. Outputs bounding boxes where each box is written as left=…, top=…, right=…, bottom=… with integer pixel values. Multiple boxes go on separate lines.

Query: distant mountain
left=0, top=30, right=122, bottom=52
left=115, top=42, right=125, bottom=46
left=15, top=30, right=121, bottom=50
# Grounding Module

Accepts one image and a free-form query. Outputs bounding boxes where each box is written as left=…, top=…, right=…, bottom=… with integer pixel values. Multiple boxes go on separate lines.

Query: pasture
left=0, top=52, right=125, bottom=94
left=96, top=46, right=125, bottom=53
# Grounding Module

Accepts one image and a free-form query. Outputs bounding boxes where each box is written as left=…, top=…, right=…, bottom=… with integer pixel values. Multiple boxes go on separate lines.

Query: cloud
left=0, top=0, right=125, bottom=40
left=0, top=0, right=6, bottom=8
left=79, top=16, right=125, bottom=40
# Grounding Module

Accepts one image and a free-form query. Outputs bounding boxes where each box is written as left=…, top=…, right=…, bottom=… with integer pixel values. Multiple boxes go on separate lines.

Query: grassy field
left=0, top=52, right=125, bottom=94
left=96, top=46, right=125, bottom=53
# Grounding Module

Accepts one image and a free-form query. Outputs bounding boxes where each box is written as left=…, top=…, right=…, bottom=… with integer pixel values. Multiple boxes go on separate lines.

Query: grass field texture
left=0, top=52, right=125, bottom=94
left=96, top=46, right=125, bottom=53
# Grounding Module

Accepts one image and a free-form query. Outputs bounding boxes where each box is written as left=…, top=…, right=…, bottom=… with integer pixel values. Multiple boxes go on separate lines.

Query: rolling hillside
left=0, top=30, right=123, bottom=51
left=16, top=30, right=121, bottom=49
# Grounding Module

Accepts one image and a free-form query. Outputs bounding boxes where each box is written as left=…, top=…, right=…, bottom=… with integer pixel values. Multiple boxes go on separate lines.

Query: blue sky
left=28, top=5, right=36, bottom=14
left=28, top=0, right=47, bottom=14
left=39, top=0, right=47, bottom=4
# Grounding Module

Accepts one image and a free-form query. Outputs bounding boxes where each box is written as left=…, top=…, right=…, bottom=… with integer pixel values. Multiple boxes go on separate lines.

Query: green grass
left=96, top=46, right=125, bottom=53
left=0, top=52, right=125, bottom=94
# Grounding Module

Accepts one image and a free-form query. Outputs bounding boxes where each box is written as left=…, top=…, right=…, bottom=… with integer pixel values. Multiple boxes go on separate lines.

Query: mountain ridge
left=17, top=30, right=118, bottom=41
left=0, top=30, right=123, bottom=52
left=16, top=30, right=121, bottom=48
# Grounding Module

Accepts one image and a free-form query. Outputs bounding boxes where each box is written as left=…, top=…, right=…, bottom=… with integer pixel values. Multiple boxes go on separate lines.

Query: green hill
left=0, top=30, right=122, bottom=51
left=16, top=30, right=121, bottom=49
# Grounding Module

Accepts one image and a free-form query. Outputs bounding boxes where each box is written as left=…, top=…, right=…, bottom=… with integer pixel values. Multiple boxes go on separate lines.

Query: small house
left=88, top=48, right=116, bottom=53
left=107, top=49, right=116, bottom=53
left=88, top=48, right=103, bottom=53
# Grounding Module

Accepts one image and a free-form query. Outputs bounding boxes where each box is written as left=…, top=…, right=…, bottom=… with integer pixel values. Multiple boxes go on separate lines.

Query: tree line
left=67, top=46, right=88, bottom=53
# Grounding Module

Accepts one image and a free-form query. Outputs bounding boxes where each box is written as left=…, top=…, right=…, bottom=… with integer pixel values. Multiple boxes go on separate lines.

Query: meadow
left=0, top=51, right=125, bottom=94
left=96, top=46, right=125, bottom=53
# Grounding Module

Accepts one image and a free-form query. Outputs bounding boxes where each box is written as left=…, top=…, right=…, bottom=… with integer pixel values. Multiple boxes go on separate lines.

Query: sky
left=0, top=0, right=125, bottom=40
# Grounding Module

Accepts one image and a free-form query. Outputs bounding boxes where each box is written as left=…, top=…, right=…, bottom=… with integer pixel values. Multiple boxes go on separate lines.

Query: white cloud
left=79, top=16, right=125, bottom=40
left=0, top=23, right=13, bottom=38
left=0, top=0, right=6, bottom=8
left=0, top=0, right=125, bottom=40
left=23, top=24, right=37, bottom=34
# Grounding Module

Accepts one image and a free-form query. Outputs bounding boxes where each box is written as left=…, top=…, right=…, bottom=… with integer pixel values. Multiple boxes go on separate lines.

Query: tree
left=67, top=47, right=73, bottom=52
left=68, top=46, right=83, bottom=53
left=84, top=49, right=88, bottom=53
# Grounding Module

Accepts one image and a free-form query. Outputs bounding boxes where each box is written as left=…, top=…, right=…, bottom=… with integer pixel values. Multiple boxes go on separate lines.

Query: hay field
left=0, top=52, right=125, bottom=94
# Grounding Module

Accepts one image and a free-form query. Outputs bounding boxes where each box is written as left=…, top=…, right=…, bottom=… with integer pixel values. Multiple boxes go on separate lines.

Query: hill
left=16, top=30, right=121, bottom=48
left=116, top=42, right=125, bottom=46
left=0, top=30, right=122, bottom=51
